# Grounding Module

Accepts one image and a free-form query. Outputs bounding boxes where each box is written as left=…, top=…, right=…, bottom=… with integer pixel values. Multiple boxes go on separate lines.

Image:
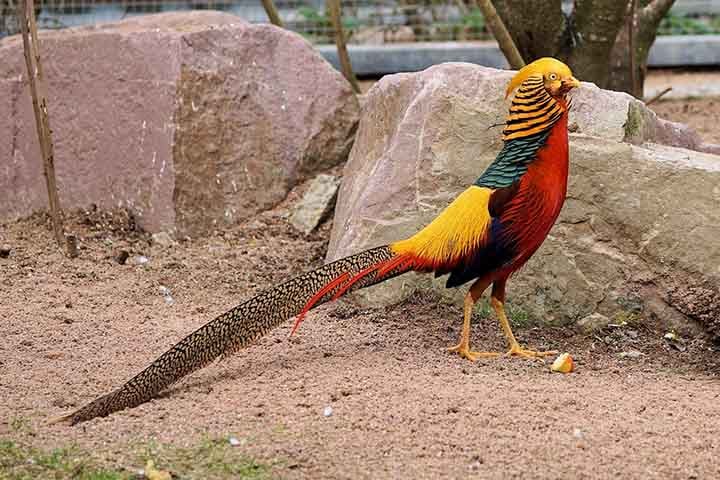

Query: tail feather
left=329, top=255, right=413, bottom=303
left=56, top=245, right=413, bottom=425
left=289, top=272, right=350, bottom=335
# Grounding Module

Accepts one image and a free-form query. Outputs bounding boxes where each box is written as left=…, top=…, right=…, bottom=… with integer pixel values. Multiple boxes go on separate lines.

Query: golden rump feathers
left=505, top=58, right=580, bottom=99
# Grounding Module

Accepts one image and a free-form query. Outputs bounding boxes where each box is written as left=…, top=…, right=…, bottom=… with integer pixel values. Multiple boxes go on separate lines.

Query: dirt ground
left=3, top=77, right=720, bottom=479
left=651, top=96, right=720, bottom=144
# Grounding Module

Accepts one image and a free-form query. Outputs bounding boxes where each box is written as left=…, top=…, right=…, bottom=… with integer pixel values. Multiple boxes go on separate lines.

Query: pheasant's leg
left=490, top=279, right=557, bottom=360
left=447, top=278, right=497, bottom=361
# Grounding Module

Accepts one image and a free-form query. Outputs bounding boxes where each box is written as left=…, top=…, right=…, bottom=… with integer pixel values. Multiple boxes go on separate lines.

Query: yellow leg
left=490, top=279, right=557, bottom=360
left=447, top=278, right=499, bottom=361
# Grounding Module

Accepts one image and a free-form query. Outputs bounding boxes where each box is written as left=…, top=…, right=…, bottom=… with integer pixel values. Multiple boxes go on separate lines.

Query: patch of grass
left=507, top=304, right=532, bottom=328
left=0, top=437, right=273, bottom=480
left=0, top=440, right=128, bottom=480
left=8, top=417, right=32, bottom=436
left=474, top=300, right=533, bottom=328
left=137, top=436, right=272, bottom=480
left=474, top=299, right=492, bottom=319
left=612, top=310, right=643, bottom=329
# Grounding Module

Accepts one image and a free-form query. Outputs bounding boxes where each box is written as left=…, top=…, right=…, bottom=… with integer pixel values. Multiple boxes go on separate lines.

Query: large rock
left=328, top=63, right=720, bottom=337
left=0, top=12, right=359, bottom=234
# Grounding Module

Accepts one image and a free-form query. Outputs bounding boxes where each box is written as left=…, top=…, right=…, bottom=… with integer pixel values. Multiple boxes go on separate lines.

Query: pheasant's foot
left=447, top=344, right=501, bottom=361
left=505, top=342, right=557, bottom=360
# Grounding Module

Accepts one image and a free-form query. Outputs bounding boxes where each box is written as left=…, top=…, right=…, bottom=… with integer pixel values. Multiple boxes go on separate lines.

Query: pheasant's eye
left=548, top=73, right=558, bottom=81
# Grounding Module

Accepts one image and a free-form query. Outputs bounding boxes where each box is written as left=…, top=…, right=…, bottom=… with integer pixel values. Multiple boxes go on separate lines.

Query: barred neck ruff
left=502, top=74, right=565, bottom=141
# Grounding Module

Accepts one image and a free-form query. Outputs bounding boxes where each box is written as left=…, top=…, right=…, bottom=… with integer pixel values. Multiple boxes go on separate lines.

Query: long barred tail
left=55, top=245, right=413, bottom=425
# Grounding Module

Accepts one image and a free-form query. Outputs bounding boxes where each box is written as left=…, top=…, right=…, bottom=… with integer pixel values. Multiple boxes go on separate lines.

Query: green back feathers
left=474, top=130, right=551, bottom=189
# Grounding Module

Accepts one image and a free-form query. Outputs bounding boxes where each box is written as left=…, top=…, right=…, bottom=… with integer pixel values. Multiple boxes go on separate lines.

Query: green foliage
left=0, top=441, right=128, bottom=480
left=0, top=437, right=272, bottom=480
left=461, top=7, right=485, bottom=39
left=474, top=300, right=532, bottom=328
left=137, top=436, right=271, bottom=480
left=298, top=6, right=329, bottom=29
left=8, top=418, right=32, bottom=436
left=297, top=6, right=359, bottom=42
left=658, top=13, right=720, bottom=35
left=507, top=304, right=532, bottom=328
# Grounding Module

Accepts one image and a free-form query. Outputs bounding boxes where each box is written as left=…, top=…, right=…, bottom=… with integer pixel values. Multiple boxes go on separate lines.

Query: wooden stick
left=326, top=0, right=360, bottom=93
left=628, top=0, right=639, bottom=97
left=475, top=0, right=525, bottom=69
left=260, top=0, right=284, bottom=28
left=645, top=86, right=672, bottom=106
left=16, top=0, right=73, bottom=256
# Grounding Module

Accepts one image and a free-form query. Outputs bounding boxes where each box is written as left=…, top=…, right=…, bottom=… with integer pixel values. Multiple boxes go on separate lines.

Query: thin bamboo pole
left=261, top=0, right=284, bottom=28
left=326, top=0, right=360, bottom=93
left=16, top=0, right=76, bottom=257
left=475, top=0, right=525, bottom=69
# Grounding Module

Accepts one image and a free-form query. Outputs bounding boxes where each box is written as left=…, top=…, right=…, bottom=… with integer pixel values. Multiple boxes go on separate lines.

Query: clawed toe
left=447, top=344, right=501, bottom=361
left=505, top=344, right=557, bottom=360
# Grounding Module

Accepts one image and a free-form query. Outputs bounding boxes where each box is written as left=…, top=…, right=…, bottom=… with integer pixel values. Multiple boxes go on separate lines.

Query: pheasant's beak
left=563, top=76, right=581, bottom=90
left=557, top=76, right=580, bottom=96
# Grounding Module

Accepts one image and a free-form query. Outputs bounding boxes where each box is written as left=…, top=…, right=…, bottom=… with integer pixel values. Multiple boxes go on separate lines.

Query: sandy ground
left=2, top=196, right=720, bottom=479
left=651, top=96, right=720, bottom=144
left=2, top=75, right=720, bottom=479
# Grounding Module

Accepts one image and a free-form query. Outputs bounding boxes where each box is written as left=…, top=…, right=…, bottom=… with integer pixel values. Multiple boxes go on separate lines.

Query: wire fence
left=2, top=0, right=720, bottom=41
left=0, top=0, right=492, bottom=42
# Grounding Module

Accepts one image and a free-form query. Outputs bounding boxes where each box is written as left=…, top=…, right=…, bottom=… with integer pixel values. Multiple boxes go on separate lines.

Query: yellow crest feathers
left=505, top=57, right=574, bottom=99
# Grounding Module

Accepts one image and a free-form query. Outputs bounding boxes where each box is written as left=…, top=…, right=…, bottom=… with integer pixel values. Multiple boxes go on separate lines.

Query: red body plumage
left=495, top=99, right=569, bottom=278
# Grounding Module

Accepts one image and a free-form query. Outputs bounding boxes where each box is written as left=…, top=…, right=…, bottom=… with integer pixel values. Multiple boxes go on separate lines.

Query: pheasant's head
left=505, top=57, right=580, bottom=99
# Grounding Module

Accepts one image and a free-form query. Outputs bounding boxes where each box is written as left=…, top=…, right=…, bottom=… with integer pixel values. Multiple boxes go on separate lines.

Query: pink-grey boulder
left=327, top=63, right=720, bottom=337
left=0, top=11, right=359, bottom=235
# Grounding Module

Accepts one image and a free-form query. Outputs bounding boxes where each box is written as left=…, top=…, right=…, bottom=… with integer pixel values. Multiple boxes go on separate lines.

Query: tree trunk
left=491, top=0, right=675, bottom=98
left=492, top=0, right=565, bottom=61
left=607, top=0, right=676, bottom=97
left=564, top=0, right=628, bottom=89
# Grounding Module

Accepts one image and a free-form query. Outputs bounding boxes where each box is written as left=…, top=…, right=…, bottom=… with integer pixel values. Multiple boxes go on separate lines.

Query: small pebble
left=323, top=406, right=333, bottom=417
left=619, top=350, right=643, bottom=359
left=228, top=436, right=240, bottom=446
left=158, top=286, right=175, bottom=305
left=0, top=246, right=11, bottom=258
left=573, top=428, right=584, bottom=439
left=130, top=255, right=149, bottom=265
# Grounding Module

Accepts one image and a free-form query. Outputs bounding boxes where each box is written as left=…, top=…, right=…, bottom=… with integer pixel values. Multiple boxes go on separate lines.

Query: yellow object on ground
left=551, top=353, right=574, bottom=373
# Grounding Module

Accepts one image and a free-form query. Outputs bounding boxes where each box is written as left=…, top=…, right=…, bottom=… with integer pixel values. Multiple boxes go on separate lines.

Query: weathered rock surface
left=328, top=63, right=720, bottom=337
left=0, top=12, right=359, bottom=235
left=290, top=174, right=341, bottom=235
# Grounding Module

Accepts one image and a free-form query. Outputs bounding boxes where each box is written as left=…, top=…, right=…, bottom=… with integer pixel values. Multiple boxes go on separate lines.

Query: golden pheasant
left=57, top=57, right=580, bottom=425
